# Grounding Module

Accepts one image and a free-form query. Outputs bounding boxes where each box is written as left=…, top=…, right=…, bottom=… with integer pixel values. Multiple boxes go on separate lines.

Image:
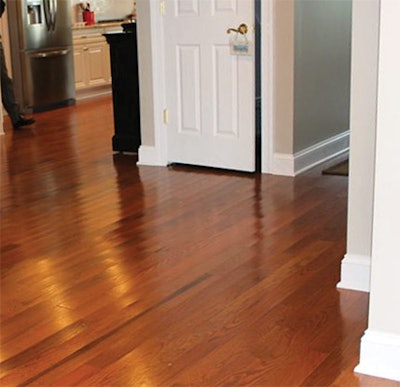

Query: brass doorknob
left=227, top=23, right=248, bottom=35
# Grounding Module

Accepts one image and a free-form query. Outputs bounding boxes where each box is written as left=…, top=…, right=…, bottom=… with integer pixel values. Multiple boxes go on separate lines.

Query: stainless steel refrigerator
left=7, top=0, right=75, bottom=112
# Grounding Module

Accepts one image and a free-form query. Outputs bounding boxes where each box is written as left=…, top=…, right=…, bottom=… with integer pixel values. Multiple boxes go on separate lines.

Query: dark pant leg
left=1, top=41, right=21, bottom=124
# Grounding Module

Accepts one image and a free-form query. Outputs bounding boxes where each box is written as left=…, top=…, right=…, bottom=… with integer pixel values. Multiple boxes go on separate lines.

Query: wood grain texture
left=1, top=97, right=398, bottom=386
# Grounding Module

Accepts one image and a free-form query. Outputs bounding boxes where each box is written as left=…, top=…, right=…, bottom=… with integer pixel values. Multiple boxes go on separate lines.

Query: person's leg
left=1, top=42, right=35, bottom=129
left=0, top=41, right=21, bottom=124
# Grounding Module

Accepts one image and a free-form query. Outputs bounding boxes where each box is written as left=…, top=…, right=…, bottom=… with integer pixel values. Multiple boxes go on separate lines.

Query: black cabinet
left=104, top=28, right=141, bottom=152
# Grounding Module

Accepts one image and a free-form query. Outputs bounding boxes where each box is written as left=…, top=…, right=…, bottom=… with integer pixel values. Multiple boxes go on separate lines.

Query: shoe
left=13, top=116, right=35, bottom=129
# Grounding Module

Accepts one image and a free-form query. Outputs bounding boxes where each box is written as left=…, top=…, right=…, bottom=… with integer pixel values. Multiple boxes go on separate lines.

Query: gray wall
left=294, top=0, right=352, bottom=153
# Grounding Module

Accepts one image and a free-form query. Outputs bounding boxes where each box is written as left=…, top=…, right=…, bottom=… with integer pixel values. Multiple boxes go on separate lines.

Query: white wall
left=136, top=0, right=168, bottom=166
left=355, top=0, right=400, bottom=380
left=337, top=0, right=379, bottom=293
left=368, top=0, right=400, bottom=346
left=70, top=0, right=134, bottom=23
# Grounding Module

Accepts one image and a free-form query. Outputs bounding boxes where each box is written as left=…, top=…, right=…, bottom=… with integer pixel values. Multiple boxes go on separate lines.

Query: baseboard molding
left=75, top=86, right=111, bottom=101
left=337, top=253, right=371, bottom=292
left=355, top=330, right=400, bottom=382
left=295, top=131, right=350, bottom=175
left=271, top=153, right=295, bottom=176
left=137, top=145, right=168, bottom=166
left=271, top=131, right=350, bottom=177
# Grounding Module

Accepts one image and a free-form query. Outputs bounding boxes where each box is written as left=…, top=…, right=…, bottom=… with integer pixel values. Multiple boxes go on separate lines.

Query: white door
left=164, top=0, right=255, bottom=172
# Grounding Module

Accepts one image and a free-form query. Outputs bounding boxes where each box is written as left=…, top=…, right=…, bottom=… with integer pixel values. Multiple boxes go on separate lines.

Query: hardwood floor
left=1, top=97, right=398, bottom=386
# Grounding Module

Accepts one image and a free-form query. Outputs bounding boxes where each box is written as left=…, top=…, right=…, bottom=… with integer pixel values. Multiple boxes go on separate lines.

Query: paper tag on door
left=230, top=40, right=253, bottom=56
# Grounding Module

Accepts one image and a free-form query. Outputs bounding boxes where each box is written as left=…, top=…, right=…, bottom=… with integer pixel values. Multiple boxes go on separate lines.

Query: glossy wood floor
left=1, top=97, right=398, bottom=386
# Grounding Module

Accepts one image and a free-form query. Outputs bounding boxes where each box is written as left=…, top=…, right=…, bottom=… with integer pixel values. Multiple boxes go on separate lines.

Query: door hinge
left=163, top=108, right=169, bottom=124
left=160, top=1, right=166, bottom=15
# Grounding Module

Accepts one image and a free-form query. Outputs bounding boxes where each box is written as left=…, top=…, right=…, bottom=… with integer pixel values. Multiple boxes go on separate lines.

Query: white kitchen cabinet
left=73, top=35, right=111, bottom=91
left=72, top=24, right=122, bottom=99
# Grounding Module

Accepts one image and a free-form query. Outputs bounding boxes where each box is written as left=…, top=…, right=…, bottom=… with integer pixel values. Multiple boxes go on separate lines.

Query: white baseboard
left=271, top=153, right=295, bottom=176
left=337, top=253, right=371, bottom=292
left=295, top=131, right=350, bottom=175
left=355, top=330, right=400, bottom=382
left=137, top=145, right=168, bottom=166
left=270, top=131, right=350, bottom=177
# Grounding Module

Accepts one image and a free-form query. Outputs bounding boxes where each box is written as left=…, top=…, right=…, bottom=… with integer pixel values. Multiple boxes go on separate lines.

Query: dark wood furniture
left=104, top=27, right=141, bottom=152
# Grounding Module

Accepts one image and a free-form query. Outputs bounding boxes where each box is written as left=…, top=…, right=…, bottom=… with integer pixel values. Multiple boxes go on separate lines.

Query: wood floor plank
left=1, top=96, right=396, bottom=386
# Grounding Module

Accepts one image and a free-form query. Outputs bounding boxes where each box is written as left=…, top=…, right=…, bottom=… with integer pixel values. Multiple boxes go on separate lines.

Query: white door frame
left=138, top=0, right=275, bottom=174
left=260, top=0, right=275, bottom=173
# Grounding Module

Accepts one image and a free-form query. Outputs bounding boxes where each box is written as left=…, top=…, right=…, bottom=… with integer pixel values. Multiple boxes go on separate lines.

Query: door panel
left=165, top=0, right=255, bottom=172
left=177, top=45, right=201, bottom=133
left=213, top=45, right=238, bottom=137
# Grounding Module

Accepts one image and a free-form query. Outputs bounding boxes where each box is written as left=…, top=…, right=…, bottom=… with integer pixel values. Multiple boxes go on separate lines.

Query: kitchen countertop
left=72, top=21, right=128, bottom=30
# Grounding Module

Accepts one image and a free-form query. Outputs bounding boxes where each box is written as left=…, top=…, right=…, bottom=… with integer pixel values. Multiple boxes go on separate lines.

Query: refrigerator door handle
left=30, top=49, right=69, bottom=59
left=43, top=0, right=51, bottom=31
left=51, top=0, right=57, bottom=31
